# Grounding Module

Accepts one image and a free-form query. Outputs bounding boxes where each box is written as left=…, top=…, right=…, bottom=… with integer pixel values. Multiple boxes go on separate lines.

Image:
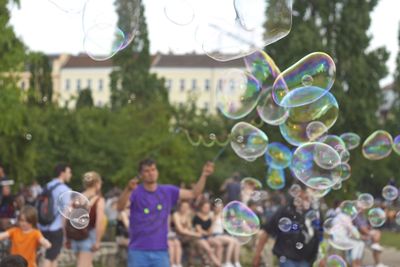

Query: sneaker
left=371, top=243, right=383, bottom=251
left=222, top=263, right=235, bottom=267
left=234, top=263, right=242, bottom=267
left=375, top=263, right=389, bottom=267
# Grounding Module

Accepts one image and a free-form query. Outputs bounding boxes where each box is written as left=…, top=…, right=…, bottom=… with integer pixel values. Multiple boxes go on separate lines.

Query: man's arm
left=117, top=178, right=138, bottom=211
left=252, top=230, right=269, bottom=267
left=179, top=162, right=214, bottom=200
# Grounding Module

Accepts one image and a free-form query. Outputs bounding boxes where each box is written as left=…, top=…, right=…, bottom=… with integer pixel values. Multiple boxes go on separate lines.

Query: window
left=205, top=79, right=210, bottom=91
left=166, top=79, right=172, bottom=90
left=191, top=79, right=197, bottom=90
left=98, top=79, right=103, bottom=92
left=87, top=79, right=92, bottom=89
left=76, top=79, right=81, bottom=91
left=97, top=100, right=103, bottom=107
left=65, top=79, right=70, bottom=91
left=180, top=79, right=185, bottom=91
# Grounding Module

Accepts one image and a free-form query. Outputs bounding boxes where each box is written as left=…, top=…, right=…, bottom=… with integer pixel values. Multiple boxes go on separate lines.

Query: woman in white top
left=212, top=203, right=242, bottom=267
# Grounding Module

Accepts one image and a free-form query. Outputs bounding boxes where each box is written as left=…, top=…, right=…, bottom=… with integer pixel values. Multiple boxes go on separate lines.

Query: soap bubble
left=82, top=0, right=140, bottom=61
left=278, top=217, right=292, bottom=232
left=257, top=88, right=289, bottom=125
left=279, top=88, right=339, bottom=146
left=357, top=193, right=374, bottom=209
left=305, top=210, right=319, bottom=223
left=339, top=201, right=358, bottom=220
left=382, top=185, right=398, bottom=201
left=393, top=135, right=400, bottom=155
left=306, top=121, right=328, bottom=141
left=289, top=184, right=302, bottom=197
left=230, top=122, right=269, bottom=159
left=367, top=208, right=386, bottom=227
left=296, top=242, right=303, bottom=249
left=319, top=135, right=348, bottom=163
left=396, top=211, right=400, bottom=226
left=241, top=177, right=262, bottom=190
left=326, top=255, right=347, bottom=267
left=214, top=198, right=224, bottom=208
left=329, top=213, right=361, bottom=250
left=48, top=0, right=86, bottom=14
left=313, top=141, right=342, bottom=170
left=25, top=133, right=32, bottom=141
left=362, top=130, right=393, bottom=160
left=340, top=132, right=361, bottom=150
left=264, top=142, right=292, bottom=169
left=323, top=218, right=335, bottom=234
left=334, top=163, right=351, bottom=181
left=291, top=142, right=341, bottom=190
left=69, top=208, right=90, bottom=229
left=272, top=52, right=336, bottom=108
left=197, top=0, right=292, bottom=61
left=222, top=201, right=260, bottom=237
left=332, top=181, right=342, bottom=190
left=266, top=167, right=286, bottom=190
left=164, top=0, right=195, bottom=26
left=57, top=191, right=90, bottom=220
left=216, top=69, right=261, bottom=119
left=307, top=187, right=331, bottom=199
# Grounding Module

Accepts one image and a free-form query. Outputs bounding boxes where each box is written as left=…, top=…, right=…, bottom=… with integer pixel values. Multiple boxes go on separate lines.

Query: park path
left=362, top=246, right=400, bottom=267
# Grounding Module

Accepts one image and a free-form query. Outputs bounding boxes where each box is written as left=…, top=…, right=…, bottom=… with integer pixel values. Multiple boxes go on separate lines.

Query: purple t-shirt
left=129, top=184, right=180, bottom=250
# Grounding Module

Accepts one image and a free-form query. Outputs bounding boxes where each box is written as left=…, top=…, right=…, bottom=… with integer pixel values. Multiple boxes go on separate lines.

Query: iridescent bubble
left=296, top=242, right=303, bottom=249
left=396, top=211, right=400, bottom=226
left=216, top=69, right=261, bottom=119
left=272, top=52, right=336, bottom=108
left=209, top=133, right=216, bottom=140
left=232, top=235, right=253, bottom=245
left=266, top=167, right=286, bottom=190
left=69, top=208, right=90, bottom=229
left=291, top=142, right=341, bottom=190
left=57, top=191, right=90, bottom=220
left=279, top=88, right=339, bottom=146
left=323, top=218, right=334, bottom=234
left=340, top=132, right=361, bottom=150
left=264, top=142, right=292, bottom=169
left=305, top=210, right=319, bottom=223
left=368, top=208, right=386, bottom=227
left=197, top=0, right=292, bottom=61
left=164, top=0, right=195, bottom=26
left=241, top=177, right=262, bottom=191
left=257, top=88, right=289, bottom=126
left=393, top=135, right=400, bottom=155
left=48, top=0, right=86, bottom=14
left=339, top=201, right=358, bottom=220
left=289, top=184, right=302, bottom=198
left=214, top=198, right=224, bottom=208
left=313, top=141, right=342, bottom=170
left=362, top=130, right=393, bottom=160
left=306, top=121, right=328, bottom=141
left=382, top=185, right=398, bottom=201
left=334, top=163, right=351, bottom=181
left=329, top=213, right=361, bottom=250
left=332, top=181, right=342, bottom=190
left=319, top=135, right=348, bottom=163
left=357, top=193, right=374, bottom=210
left=230, top=122, right=269, bottom=159
left=327, top=255, right=347, bottom=267
left=222, top=201, right=260, bottom=237
left=25, top=133, right=32, bottom=141
left=82, top=0, right=140, bottom=61
left=278, top=217, right=292, bottom=232
left=306, top=187, right=331, bottom=199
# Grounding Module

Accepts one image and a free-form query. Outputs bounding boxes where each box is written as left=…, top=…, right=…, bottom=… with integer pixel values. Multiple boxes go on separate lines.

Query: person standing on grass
left=117, top=158, right=215, bottom=267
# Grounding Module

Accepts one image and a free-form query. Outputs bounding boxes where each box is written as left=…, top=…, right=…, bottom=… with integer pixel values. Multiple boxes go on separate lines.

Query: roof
left=61, top=53, right=245, bottom=69
left=153, top=53, right=245, bottom=68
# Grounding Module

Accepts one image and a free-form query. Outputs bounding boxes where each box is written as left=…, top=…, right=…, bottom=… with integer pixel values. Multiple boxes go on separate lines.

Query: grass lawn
left=380, top=230, right=400, bottom=250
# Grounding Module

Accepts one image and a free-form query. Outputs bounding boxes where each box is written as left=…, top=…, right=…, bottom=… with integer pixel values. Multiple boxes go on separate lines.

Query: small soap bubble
left=278, top=217, right=292, bottom=232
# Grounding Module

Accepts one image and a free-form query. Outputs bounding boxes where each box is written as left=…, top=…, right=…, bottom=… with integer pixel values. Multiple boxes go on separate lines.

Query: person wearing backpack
left=66, top=171, right=105, bottom=267
left=38, top=163, right=72, bottom=267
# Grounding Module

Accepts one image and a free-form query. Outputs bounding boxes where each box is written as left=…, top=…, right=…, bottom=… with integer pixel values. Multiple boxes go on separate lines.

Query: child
left=0, top=205, right=51, bottom=267
left=0, top=255, right=28, bottom=267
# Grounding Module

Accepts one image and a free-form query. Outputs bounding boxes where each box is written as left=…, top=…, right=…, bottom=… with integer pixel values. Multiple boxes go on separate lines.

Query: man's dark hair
left=54, top=163, right=70, bottom=177
left=138, top=158, right=156, bottom=173
left=0, top=255, right=28, bottom=267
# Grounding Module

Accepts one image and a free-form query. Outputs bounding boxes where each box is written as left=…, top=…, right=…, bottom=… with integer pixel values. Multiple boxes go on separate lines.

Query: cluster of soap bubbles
left=57, top=191, right=91, bottom=229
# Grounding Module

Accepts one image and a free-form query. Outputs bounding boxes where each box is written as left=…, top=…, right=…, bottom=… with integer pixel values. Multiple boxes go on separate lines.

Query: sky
left=9, top=0, right=400, bottom=84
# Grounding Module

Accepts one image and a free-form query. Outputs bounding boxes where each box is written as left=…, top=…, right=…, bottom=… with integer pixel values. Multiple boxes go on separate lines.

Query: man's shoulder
left=159, top=184, right=180, bottom=192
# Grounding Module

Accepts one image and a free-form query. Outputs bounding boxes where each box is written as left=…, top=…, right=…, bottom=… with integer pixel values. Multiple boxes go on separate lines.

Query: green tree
left=265, top=0, right=391, bottom=195
left=27, top=52, right=53, bottom=105
left=76, top=88, right=94, bottom=109
left=110, top=1, right=167, bottom=108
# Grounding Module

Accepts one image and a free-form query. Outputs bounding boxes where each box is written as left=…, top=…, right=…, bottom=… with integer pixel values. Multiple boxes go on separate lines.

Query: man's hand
left=127, top=177, right=139, bottom=190
left=201, top=161, right=215, bottom=177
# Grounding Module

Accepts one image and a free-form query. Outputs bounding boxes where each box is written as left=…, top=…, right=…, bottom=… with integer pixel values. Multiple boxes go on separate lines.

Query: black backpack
left=37, top=182, right=62, bottom=225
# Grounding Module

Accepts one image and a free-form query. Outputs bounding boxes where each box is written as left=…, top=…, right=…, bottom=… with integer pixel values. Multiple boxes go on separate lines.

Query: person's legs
left=197, top=239, right=221, bottom=266
left=128, top=250, right=151, bottom=267
left=174, top=239, right=182, bottom=266
left=168, top=240, right=176, bottom=265
left=215, top=235, right=235, bottom=264
left=370, top=230, right=382, bottom=265
left=42, top=230, right=63, bottom=267
left=209, top=237, right=223, bottom=264
left=149, top=251, right=170, bottom=267
left=233, top=239, right=241, bottom=264
left=76, top=252, right=94, bottom=267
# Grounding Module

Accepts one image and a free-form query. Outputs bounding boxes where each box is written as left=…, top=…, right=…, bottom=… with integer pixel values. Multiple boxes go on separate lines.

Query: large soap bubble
left=164, top=0, right=195, bottom=26
left=368, top=208, right=386, bottom=228
left=362, top=130, right=393, bottom=160
left=327, top=255, right=347, bottom=267
left=339, top=201, right=358, bottom=220
left=329, top=213, right=361, bottom=250
left=264, top=142, right=292, bottom=169
left=291, top=142, right=341, bottom=190
left=394, top=135, right=400, bottom=155
left=82, top=0, right=141, bottom=61
left=48, top=0, right=86, bottom=14
left=306, top=121, right=328, bottom=141
left=222, top=201, right=260, bottom=237
left=57, top=191, right=90, bottom=220
left=230, top=122, right=269, bottom=159
left=216, top=69, right=261, bottom=119
left=279, top=88, right=339, bottom=146
left=340, top=132, right=361, bottom=150
left=272, top=52, right=336, bottom=108
left=319, top=135, right=349, bottom=163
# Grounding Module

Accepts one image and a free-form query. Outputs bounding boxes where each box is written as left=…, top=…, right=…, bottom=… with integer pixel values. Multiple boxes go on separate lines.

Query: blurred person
left=117, top=159, right=214, bottom=267
left=212, top=202, right=241, bottom=267
left=0, top=206, right=51, bottom=267
left=168, top=215, right=182, bottom=267
left=116, top=200, right=130, bottom=247
left=0, top=163, right=15, bottom=231
left=220, top=172, right=241, bottom=203
left=39, top=163, right=72, bottom=267
left=68, top=171, right=105, bottom=267
left=0, top=255, right=28, bottom=267
left=193, top=200, right=222, bottom=267
left=252, top=189, right=322, bottom=267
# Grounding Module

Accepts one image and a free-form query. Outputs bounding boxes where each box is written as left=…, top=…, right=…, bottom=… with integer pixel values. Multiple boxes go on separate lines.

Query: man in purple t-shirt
left=118, top=158, right=215, bottom=267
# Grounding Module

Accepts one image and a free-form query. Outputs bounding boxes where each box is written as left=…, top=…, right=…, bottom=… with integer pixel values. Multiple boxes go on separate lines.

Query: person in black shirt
left=252, top=189, right=322, bottom=267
